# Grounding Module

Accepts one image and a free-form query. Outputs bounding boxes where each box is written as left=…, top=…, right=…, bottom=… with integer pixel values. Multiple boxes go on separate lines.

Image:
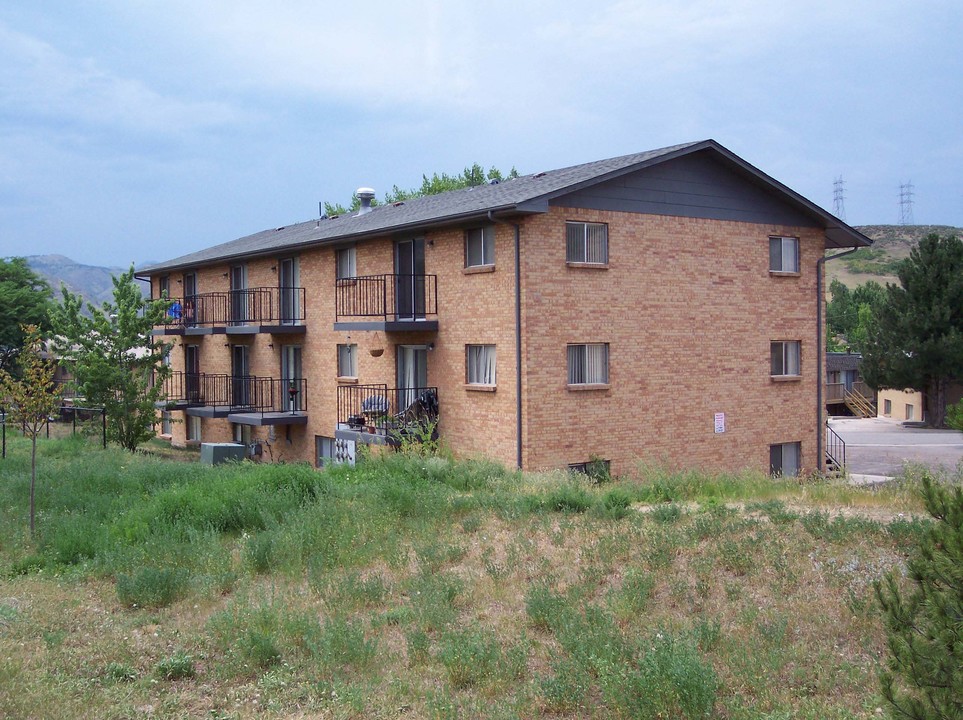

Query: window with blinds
left=337, top=343, right=357, bottom=378
left=769, top=236, right=799, bottom=273
left=566, top=222, right=609, bottom=264
left=770, top=341, right=801, bottom=377
left=769, top=442, right=801, bottom=477
left=465, top=227, right=495, bottom=267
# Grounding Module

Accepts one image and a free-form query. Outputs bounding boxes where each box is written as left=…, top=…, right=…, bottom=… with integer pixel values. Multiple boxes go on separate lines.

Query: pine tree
left=861, top=234, right=963, bottom=427
left=875, top=473, right=963, bottom=718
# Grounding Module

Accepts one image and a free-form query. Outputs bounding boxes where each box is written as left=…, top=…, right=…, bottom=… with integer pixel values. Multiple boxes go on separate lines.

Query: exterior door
left=230, top=264, right=248, bottom=325
left=396, top=346, right=428, bottom=412
left=183, top=272, right=197, bottom=326
left=279, top=257, right=300, bottom=325
left=395, top=238, right=426, bottom=321
left=281, top=345, right=303, bottom=412
left=185, top=344, right=200, bottom=404
left=232, top=345, right=250, bottom=407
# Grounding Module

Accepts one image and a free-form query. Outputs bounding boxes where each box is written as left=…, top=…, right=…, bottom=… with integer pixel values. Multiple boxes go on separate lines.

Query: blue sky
left=1, top=1, right=960, bottom=268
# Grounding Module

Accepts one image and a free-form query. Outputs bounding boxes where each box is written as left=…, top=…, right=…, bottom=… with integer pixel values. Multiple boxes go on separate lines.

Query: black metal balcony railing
left=335, top=275, right=437, bottom=322
left=160, top=287, right=306, bottom=329
left=159, top=371, right=307, bottom=415
left=337, top=383, right=438, bottom=439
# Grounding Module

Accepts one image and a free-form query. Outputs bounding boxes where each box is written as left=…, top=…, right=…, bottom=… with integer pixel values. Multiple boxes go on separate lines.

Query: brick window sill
left=566, top=262, right=609, bottom=270
left=567, top=383, right=610, bottom=391
left=770, top=375, right=802, bottom=382
left=769, top=271, right=801, bottom=277
left=463, top=265, right=495, bottom=275
left=465, top=384, right=496, bottom=392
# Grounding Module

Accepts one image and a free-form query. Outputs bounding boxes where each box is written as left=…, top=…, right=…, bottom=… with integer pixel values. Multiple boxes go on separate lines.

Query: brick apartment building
left=137, top=140, right=871, bottom=476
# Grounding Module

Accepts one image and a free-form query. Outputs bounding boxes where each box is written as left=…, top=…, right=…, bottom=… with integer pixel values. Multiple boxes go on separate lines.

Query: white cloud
left=0, top=22, right=238, bottom=137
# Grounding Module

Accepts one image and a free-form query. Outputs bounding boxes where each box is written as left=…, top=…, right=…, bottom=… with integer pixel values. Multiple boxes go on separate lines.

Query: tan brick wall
left=517, top=207, right=823, bottom=477
left=150, top=206, right=825, bottom=477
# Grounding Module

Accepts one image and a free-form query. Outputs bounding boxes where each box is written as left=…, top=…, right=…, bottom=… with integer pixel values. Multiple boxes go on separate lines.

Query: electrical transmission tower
left=832, top=176, right=846, bottom=220
left=898, top=181, right=915, bottom=225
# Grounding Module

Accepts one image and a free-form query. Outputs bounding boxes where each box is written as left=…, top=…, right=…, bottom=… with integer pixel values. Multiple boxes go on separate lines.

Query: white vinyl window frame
left=769, top=236, right=800, bottom=273
left=770, top=340, right=801, bottom=378
left=465, top=226, right=495, bottom=268
left=566, top=221, right=609, bottom=264
left=337, top=343, right=358, bottom=378
left=336, top=247, right=357, bottom=280
left=770, top=441, right=801, bottom=477
left=567, top=343, right=609, bottom=385
left=466, top=344, right=496, bottom=386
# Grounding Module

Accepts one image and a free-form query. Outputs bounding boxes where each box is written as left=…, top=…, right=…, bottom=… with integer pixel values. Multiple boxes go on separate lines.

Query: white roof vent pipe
left=356, top=187, right=376, bottom=215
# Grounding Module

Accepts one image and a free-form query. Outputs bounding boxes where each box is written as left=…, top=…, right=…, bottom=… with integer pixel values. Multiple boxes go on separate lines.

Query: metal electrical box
left=200, top=442, right=246, bottom=465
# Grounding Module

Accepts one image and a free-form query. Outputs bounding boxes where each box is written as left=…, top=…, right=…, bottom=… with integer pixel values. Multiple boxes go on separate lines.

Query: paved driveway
left=829, top=416, right=963, bottom=478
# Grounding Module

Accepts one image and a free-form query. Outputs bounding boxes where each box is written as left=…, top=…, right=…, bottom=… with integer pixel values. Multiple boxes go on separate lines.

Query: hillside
left=24, top=255, right=144, bottom=306
left=829, top=224, right=963, bottom=289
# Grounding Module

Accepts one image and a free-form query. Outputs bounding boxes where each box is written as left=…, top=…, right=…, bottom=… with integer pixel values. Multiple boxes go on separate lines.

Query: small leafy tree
left=862, top=234, right=963, bottom=427
left=875, top=473, right=963, bottom=718
left=323, top=163, right=519, bottom=216
left=52, top=266, right=171, bottom=452
left=947, top=399, right=963, bottom=433
left=0, top=325, right=62, bottom=535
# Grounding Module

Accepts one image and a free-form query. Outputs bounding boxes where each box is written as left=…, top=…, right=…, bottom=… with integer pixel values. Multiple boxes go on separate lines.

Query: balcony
left=336, top=383, right=439, bottom=446
left=158, top=371, right=307, bottom=426
left=154, top=287, right=306, bottom=336
left=334, top=275, right=438, bottom=332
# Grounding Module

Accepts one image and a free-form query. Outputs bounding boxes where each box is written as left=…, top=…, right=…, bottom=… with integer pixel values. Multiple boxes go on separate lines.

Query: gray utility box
left=200, top=442, right=246, bottom=465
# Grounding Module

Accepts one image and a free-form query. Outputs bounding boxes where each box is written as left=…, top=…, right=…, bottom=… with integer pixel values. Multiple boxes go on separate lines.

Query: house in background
left=137, top=140, right=871, bottom=477
left=877, top=382, right=963, bottom=424
left=825, top=351, right=876, bottom=417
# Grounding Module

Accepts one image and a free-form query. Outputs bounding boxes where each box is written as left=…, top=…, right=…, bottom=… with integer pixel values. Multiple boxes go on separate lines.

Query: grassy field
left=0, top=433, right=948, bottom=719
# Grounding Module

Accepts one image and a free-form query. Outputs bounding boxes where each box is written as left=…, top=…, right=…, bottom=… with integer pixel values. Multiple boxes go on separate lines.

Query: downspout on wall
left=817, top=245, right=860, bottom=471
left=488, top=211, right=523, bottom=469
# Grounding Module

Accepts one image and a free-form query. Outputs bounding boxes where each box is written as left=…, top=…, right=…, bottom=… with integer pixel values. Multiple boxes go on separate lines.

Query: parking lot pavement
left=829, top=416, right=963, bottom=478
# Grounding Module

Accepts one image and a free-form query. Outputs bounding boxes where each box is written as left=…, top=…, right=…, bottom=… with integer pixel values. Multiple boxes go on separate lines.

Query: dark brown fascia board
left=137, top=203, right=540, bottom=276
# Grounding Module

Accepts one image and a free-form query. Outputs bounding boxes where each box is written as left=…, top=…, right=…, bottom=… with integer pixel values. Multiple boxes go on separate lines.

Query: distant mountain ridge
left=829, top=225, right=963, bottom=288
left=24, top=255, right=144, bottom=307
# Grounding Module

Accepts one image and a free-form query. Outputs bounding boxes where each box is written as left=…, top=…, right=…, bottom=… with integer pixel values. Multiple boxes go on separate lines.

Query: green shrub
left=104, top=662, right=137, bottom=682
left=155, top=652, right=195, bottom=680
left=600, top=631, right=718, bottom=719
left=525, top=585, right=568, bottom=632
left=546, top=484, right=594, bottom=514
left=245, top=532, right=275, bottom=574
left=651, top=503, right=683, bottom=524
left=538, top=657, right=591, bottom=713
left=436, top=628, right=503, bottom=688
left=599, top=487, right=634, bottom=519
left=310, top=617, right=378, bottom=672
left=116, top=566, right=189, bottom=608
left=243, top=631, right=282, bottom=669
left=10, top=554, right=46, bottom=576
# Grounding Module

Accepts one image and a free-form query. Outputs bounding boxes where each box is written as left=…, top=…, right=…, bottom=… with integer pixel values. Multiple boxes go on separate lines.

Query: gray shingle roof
left=137, top=140, right=870, bottom=274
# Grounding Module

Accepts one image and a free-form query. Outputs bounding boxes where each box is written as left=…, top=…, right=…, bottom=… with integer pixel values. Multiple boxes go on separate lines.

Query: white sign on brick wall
left=714, top=412, right=726, bottom=434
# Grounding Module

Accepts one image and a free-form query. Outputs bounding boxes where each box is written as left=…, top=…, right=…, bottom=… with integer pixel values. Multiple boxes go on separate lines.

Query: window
left=233, top=423, right=252, bottom=446
left=465, top=226, right=495, bottom=267
left=466, top=345, right=496, bottom=385
left=770, top=341, right=801, bottom=377
left=317, top=436, right=336, bottom=467
left=569, top=458, right=611, bottom=482
left=338, top=343, right=358, bottom=378
left=567, top=343, right=609, bottom=385
left=769, top=236, right=799, bottom=273
left=187, top=415, right=201, bottom=442
left=566, top=222, right=608, bottom=264
left=336, top=247, right=357, bottom=280
left=161, top=411, right=172, bottom=436
left=883, top=399, right=892, bottom=416
left=770, top=442, right=801, bottom=477
left=906, top=404, right=915, bottom=421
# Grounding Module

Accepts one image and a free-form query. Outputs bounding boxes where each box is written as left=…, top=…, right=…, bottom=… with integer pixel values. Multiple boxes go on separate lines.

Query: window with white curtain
left=567, top=343, right=609, bottom=385
left=566, top=222, right=609, bottom=264
left=769, top=236, right=799, bottom=273
left=769, top=442, right=801, bottom=477
left=770, top=341, right=801, bottom=377
left=466, top=345, right=496, bottom=385
left=337, top=343, right=357, bottom=377
left=336, top=247, right=357, bottom=279
left=465, top=227, right=495, bottom=267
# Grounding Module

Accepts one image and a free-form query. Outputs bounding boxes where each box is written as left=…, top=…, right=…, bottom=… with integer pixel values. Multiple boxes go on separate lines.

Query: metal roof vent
left=356, top=187, right=376, bottom=215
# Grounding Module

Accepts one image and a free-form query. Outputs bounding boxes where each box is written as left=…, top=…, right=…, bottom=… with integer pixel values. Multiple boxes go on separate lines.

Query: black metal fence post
left=102, top=409, right=107, bottom=449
